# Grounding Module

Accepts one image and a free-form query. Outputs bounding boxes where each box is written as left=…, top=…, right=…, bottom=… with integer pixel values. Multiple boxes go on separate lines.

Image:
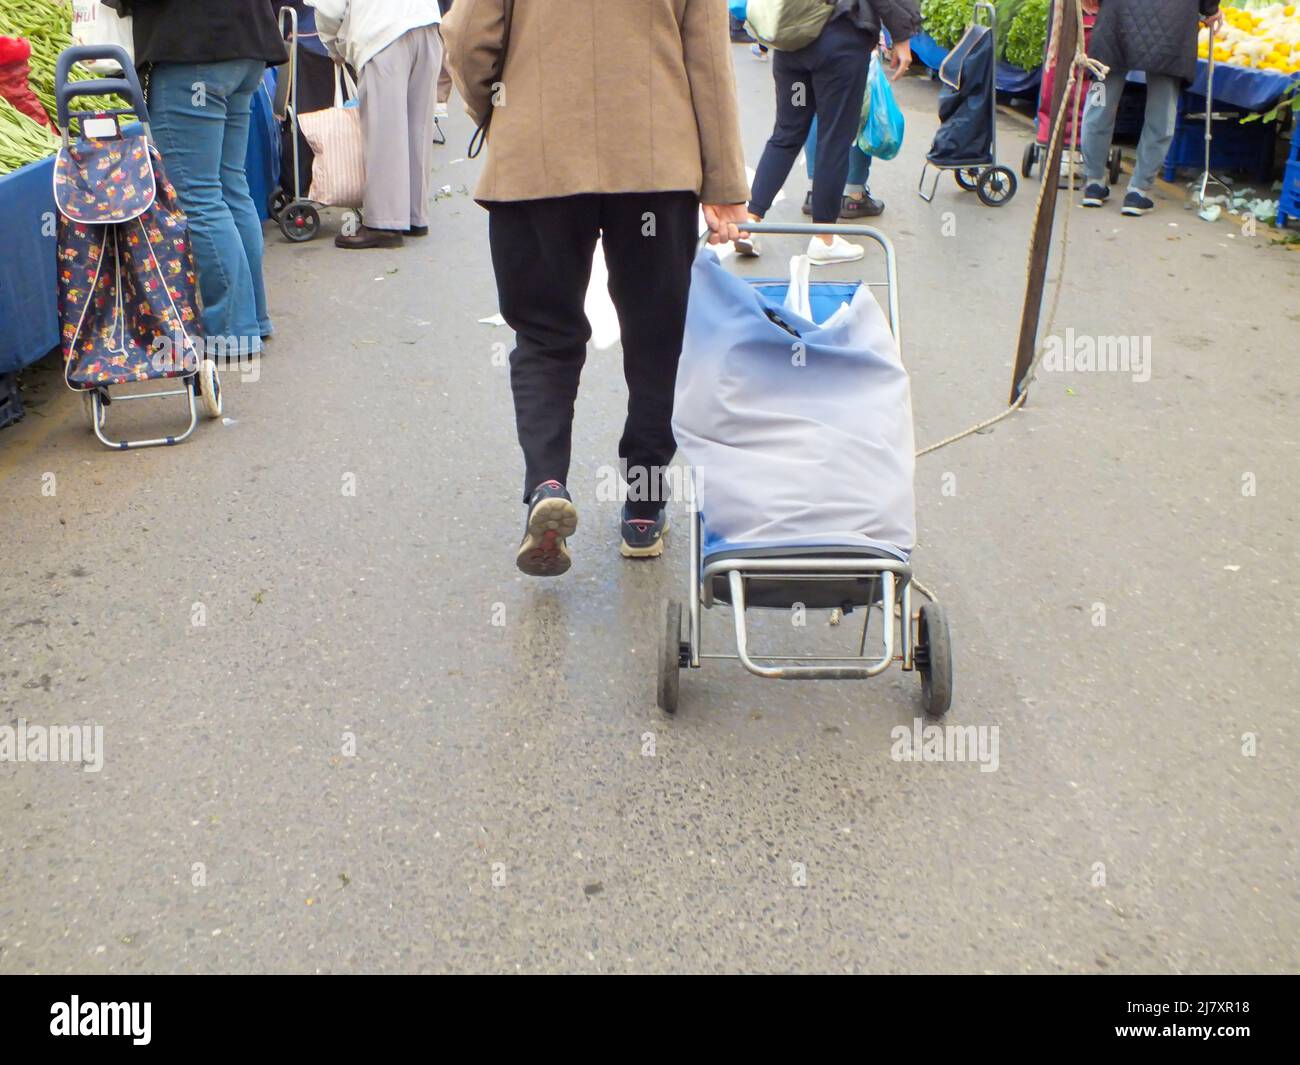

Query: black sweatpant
left=749, top=15, right=877, bottom=224
left=487, top=191, right=699, bottom=513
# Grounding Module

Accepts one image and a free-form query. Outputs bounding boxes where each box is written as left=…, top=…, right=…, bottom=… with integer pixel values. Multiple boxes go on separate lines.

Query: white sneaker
left=434, top=101, right=449, bottom=118
left=807, top=234, right=864, bottom=265
left=733, top=234, right=760, bottom=257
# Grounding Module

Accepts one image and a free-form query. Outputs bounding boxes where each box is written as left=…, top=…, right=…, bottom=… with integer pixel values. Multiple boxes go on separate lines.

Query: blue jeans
left=1081, top=69, right=1180, bottom=193
left=148, top=59, right=270, bottom=347
left=805, top=116, right=873, bottom=192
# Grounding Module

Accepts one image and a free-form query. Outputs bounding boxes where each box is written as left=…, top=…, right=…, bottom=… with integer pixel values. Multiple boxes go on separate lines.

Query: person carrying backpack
left=742, top=0, right=920, bottom=265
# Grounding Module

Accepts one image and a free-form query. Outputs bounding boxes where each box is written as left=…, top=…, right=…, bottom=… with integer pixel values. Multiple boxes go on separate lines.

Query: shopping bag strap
left=468, top=0, right=516, bottom=158
left=333, top=64, right=359, bottom=108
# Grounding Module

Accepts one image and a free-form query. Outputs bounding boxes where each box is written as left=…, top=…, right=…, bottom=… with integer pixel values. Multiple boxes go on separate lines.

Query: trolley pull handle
left=55, top=45, right=149, bottom=132
left=695, top=221, right=902, bottom=347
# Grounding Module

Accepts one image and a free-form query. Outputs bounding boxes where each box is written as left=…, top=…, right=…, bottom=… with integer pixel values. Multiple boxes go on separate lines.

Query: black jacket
left=1090, top=0, right=1219, bottom=83
left=834, top=0, right=922, bottom=42
left=108, top=0, right=288, bottom=67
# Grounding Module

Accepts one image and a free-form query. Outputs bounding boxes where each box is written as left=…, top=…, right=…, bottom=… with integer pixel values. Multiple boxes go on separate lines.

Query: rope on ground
left=915, top=0, right=1109, bottom=460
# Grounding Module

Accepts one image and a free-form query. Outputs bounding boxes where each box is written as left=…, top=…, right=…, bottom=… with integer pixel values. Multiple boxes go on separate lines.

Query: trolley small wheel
left=268, top=189, right=290, bottom=220
left=657, top=598, right=683, bottom=714
left=198, top=359, right=223, bottom=418
left=81, top=391, right=104, bottom=430
left=977, top=165, right=1018, bottom=207
left=954, top=167, right=982, bottom=191
left=1022, top=142, right=1038, bottom=178
left=1108, top=146, right=1123, bottom=186
left=281, top=202, right=319, bottom=242
left=915, top=602, right=953, bottom=718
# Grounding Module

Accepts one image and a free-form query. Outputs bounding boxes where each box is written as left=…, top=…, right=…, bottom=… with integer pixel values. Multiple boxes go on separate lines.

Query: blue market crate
left=1277, top=159, right=1300, bottom=228
left=1162, top=93, right=1275, bottom=183
left=0, top=371, right=24, bottom=431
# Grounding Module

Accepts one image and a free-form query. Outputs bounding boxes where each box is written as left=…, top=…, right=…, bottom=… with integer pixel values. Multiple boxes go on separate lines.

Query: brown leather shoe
left=334, top=225, right=404, bottom=249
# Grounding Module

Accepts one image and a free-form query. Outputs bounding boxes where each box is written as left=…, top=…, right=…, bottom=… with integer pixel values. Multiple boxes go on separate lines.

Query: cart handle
left=973, top=1, right=997, bottom=31
left=698, top=221, right=901, bottom=348
left=55, top=45, right=149, bottom=144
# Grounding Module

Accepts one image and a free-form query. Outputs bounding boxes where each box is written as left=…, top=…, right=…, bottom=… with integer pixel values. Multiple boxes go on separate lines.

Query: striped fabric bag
left=298, top=65, right=364, bottom=208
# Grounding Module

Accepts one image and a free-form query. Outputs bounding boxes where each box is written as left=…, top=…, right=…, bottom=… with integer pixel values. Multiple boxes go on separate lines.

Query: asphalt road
left=1, top=48, right=1297, bottom=974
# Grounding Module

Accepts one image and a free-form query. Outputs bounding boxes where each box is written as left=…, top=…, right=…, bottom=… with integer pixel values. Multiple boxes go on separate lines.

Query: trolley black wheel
left=954, top=167, right=982, bottom=191
left=280, top=202, right=319, bottom=242
left=268, top=189, right=290, bottom=220
left=976, top=165, right=1018, bottom=207
left=1022, top=142, right=1039, bottom=178
left=1108, top=146, right=1123, bottom=186
left=657, top=598, right=683, bottom=714
left=915, top=602, right=953, bottom=718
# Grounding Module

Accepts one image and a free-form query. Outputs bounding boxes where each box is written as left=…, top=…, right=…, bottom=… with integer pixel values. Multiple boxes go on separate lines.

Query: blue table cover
left=912, top=31, right=1042, bottom=96
left=0, top=154, right=59, bottom=374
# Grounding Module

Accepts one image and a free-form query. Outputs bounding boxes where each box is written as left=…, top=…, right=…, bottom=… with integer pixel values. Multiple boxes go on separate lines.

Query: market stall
left=915, top=0, right=1300, bottom=189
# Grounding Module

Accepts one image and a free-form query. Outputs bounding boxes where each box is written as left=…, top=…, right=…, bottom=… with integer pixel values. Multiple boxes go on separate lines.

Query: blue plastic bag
left=858, top=58, right=905, bottom=161
left=728, top=0, right=748, bottom=21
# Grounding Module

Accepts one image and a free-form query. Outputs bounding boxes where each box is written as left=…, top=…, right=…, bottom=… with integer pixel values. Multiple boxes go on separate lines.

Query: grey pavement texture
left=1, top=49, right=1297, bottom=974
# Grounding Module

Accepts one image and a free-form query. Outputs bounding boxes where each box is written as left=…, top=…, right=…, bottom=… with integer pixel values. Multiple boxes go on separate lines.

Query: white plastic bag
left=71, top=1, right=134, bottom=74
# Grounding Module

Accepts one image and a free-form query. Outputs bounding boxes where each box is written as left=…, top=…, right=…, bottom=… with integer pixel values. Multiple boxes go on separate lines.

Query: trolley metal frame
left=659, top=222, right=951, bottom=715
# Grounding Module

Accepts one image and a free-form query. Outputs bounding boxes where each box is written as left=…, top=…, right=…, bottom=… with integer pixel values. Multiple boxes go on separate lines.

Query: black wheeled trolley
left=269, top=5, right=322, bottom=242
left=918, top=1, right=1019, bottom=207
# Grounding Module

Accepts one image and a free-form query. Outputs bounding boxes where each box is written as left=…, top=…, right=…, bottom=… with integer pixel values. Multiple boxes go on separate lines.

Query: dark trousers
left=749, top=16, right=876, bottom=224
left=487, top=191, right=699, bottom=511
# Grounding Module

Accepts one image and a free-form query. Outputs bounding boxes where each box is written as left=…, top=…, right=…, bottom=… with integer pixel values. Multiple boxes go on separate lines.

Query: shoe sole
left=733, top=238, right=759, bottom=257
left=620, top=520, right=670, bottom=559
left=516, top=497, right=578, bottom=577
left=809, top=250, right=865, bottom=266
left=1121, top=205, right=1152, bottom=216
left=1081, top=198, right=1107, bottom=208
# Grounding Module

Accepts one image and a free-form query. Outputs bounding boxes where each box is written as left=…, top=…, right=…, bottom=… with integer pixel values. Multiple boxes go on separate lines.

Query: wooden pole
left=1010, top=0, right=1080, bottom=406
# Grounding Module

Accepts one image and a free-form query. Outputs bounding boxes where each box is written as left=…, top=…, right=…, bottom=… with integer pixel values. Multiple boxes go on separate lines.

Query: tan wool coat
left=442, top=0, right=750, bottom=205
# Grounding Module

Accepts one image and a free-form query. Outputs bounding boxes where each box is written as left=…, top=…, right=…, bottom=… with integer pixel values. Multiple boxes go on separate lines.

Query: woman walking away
left=1081, top=0, right=1223, bottom=217
left=309, top=0, right=443, bottom=248
left=116, top=0, right=287, bottom=353
left=444, top=0, right=749, bottom=577
left=744, top=0, right=918, bottom=265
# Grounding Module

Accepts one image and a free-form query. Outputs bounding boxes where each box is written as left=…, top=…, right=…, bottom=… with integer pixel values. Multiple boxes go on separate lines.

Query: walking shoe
left=334, top=225, right=404, bottom=249
left=620, top=505, right=668, bottom=559
left=807, top=234, right=865, bottom=265
left=1121, top=189, right=1155, bottom=216
left=841, top=191, right=885, bottom=218
left=1081, top=182, right=1110, bottom=208
left=407, top=225, right=429, bottom=237
left=516, top=480, right=578, bottom=577
left=801, top=190, right=813, bottom=216
left=434, top=101, right=448, bottom=118
left=733, top=232, right=761, bottom=257
left=751, top=44, right=769, bottom=61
